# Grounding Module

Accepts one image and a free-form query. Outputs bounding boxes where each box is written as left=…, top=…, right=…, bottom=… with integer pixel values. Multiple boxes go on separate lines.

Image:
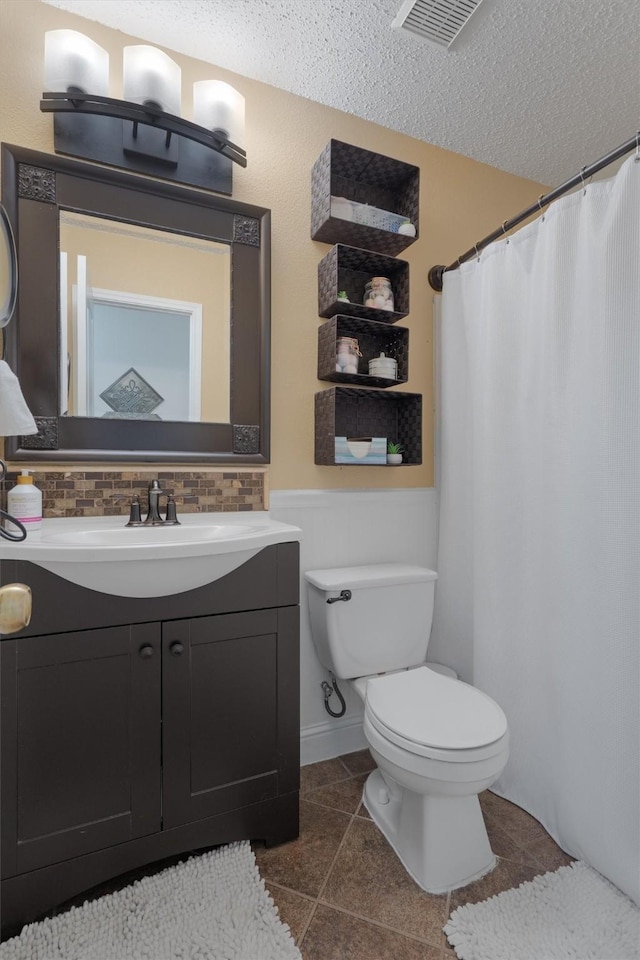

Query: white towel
left=0, top=360, right=37, bottom=435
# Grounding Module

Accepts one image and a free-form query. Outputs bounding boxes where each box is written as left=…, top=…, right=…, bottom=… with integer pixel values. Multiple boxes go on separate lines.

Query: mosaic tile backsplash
left=1, top=471, right=266, bottom=518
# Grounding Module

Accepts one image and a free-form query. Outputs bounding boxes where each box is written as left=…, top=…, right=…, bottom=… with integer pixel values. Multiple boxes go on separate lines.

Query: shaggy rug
left=444, top=860, right=640, bottom=960
left=0, top=841, right=302, bottom=960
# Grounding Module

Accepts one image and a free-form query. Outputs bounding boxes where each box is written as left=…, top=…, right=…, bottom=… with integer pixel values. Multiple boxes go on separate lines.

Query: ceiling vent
left=392, top=0, right=485, bottom=49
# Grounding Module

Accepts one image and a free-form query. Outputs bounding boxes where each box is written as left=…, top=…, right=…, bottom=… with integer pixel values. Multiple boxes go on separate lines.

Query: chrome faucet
left=126, top=480, right=180, bottom=527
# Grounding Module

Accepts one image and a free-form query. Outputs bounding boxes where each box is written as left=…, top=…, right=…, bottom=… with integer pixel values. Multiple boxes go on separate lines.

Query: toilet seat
left=364, top=667, right=508, bottom=763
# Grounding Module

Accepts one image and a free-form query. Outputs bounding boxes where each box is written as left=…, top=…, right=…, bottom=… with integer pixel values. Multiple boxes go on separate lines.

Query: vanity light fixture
left=41, top=30, right=246, bottom=195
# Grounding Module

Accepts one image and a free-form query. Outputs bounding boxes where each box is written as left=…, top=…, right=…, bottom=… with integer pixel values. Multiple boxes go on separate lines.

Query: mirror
left=1, top=143, right=270, bottom=463
left=0, top=203, right=17, bottom=329
left=59, top=212, right=231, bottom=423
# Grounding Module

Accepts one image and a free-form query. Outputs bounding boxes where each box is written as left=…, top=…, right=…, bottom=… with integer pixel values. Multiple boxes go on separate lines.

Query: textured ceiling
left=43, top=0, right=640, bottom=185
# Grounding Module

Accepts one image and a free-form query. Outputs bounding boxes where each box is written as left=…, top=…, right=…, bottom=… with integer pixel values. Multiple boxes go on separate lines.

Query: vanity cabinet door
left=0, top=624, right=161, bottom=878
left=162, top=607, right=299, bottom=829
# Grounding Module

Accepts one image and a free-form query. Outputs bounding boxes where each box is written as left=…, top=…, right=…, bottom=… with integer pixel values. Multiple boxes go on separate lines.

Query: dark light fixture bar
left=428, top=132, right=640, bottom=291
left=40, top=91, right=247, bottom=168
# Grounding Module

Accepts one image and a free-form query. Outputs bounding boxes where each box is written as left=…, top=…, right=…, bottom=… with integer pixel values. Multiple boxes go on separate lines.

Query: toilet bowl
left=354, top=666, right=509, bottom=892
left=305, top=563, right=510, bottom=893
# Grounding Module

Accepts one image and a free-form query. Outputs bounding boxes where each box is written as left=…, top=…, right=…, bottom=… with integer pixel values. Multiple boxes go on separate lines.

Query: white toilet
left=305, top=563, right=509, bottom=894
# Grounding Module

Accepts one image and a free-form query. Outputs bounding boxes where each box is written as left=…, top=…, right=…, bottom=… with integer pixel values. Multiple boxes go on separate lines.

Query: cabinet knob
left=169, top=642, right=184, bottom=657
left=139, top=644, right=154, bottom=659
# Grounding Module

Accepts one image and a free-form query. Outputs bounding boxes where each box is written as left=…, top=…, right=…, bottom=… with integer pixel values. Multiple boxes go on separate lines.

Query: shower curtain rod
left=428, top=131, right=640, bottom=292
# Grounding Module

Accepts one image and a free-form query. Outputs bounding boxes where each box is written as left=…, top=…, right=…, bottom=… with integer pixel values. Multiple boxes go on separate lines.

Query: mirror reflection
left=59, top=212, right=231, bottom=423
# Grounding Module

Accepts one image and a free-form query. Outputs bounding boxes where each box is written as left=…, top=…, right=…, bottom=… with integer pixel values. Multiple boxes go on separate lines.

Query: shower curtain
left=434, top=155, right=640, bottom=904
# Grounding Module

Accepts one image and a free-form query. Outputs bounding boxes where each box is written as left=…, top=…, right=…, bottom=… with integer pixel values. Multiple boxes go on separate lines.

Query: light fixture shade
left=193, top=81, right=245, bottom=146
left=123, top=45, right=181, bottom=117
left=44, top=30, right=109, bottom=96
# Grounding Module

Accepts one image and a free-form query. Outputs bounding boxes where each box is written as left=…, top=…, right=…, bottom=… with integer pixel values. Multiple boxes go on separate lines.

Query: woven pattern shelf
left=318, top=315, right=409, bottom=387
left=318, top=244, right=409, bottom=323
left=311, top=140, right=419, bottom=256
left=315, top=387, right=422, bottom=466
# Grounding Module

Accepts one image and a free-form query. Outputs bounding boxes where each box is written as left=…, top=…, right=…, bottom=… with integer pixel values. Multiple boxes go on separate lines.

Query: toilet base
left=363, top=769, right=496, bottom=894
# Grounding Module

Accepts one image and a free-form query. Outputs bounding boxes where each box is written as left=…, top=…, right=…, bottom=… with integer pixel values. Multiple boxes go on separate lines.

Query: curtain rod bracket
left=428, top=265, right=446, bottom=292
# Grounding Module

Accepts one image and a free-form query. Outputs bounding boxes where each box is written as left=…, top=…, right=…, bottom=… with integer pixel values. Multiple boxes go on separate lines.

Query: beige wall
left=0, top=0, right=545, bottom=489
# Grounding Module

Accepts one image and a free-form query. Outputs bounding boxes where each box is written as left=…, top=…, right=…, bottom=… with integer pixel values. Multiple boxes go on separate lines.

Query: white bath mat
left=0, top=841, right=302, bottom=960
left=444, top=860, right=640, bottom=960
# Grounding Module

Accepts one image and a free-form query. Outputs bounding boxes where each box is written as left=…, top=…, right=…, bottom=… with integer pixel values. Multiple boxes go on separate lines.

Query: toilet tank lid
left=305, top=563, right=437, bottom=590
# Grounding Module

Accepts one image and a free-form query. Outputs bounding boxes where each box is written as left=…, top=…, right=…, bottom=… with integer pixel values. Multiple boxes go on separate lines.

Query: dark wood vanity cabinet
left=0, top=544, right=300, bottom=939
left=162, top=607, right=299, bottom=829
left=1, top=623, right=162, bottom=878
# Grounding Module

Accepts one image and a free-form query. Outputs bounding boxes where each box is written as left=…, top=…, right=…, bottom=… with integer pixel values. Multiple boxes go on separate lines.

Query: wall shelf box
left=311, top=139, right=419, bottom=256
left=318, top=315, right=409, bottom=387
left=315, top=387, right=422, bottom=466
left=318, top=244, right=409, bottom=322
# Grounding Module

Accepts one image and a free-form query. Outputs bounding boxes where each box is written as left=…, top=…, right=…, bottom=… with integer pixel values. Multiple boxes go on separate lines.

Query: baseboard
left=300, top=716, right=368, bottom=766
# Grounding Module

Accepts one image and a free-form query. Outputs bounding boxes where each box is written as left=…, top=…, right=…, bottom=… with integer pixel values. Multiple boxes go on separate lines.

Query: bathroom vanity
left=0, top=523, right=300, bottom=939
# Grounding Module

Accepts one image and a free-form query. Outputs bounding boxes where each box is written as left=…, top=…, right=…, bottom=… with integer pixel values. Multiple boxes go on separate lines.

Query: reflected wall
left=60, top=213, right=230, bottom=423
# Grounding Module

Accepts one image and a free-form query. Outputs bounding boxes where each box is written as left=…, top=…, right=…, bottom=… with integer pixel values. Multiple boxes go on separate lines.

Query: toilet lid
left=365, top=667, right=507, bottom=751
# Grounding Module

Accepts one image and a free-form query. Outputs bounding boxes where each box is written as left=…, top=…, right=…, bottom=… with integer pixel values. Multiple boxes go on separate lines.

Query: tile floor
left=255, top=750, right=574, bottom=960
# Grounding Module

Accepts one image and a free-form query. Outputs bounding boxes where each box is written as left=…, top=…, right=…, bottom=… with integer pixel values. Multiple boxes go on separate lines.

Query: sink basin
left=0, top=513, right=302, bottom=598
left=43, top=523, right=256, bottom=547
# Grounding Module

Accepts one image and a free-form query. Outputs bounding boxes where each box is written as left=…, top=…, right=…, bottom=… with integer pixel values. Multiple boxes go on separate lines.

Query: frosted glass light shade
left=123, top=46, right=181, bottom=117
left=193, top=81, right=245, bottom=146
left=44, top=30, right=109, bottom=95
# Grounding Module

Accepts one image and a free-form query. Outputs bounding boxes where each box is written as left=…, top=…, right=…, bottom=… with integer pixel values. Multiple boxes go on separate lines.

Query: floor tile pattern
left=256, top=750, right=574, bottom=960
left=41, top=749, right=573, bottom=959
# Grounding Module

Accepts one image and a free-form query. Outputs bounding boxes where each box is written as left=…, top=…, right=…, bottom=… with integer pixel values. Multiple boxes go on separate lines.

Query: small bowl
left=347, top=439, right=372, bottom=460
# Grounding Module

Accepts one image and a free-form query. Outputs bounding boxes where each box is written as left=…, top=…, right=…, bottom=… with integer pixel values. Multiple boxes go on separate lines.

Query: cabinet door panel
left=162, top=610, right=281, bottom=828
left=1, top=624, right=161, bottom=877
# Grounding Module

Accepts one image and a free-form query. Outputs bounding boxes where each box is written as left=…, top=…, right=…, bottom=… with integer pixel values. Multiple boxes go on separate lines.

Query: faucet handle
left=165, top=495, right=181, bottom=525
left=126, top=495, right=142, bottom=526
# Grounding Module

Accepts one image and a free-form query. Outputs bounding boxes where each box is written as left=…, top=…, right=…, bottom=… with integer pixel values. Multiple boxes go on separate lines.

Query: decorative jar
left=336, top=336, right=362, bottom=374
left=363, top=277, right=394, bottom=312
left=368, top=352, right=397, bottom=380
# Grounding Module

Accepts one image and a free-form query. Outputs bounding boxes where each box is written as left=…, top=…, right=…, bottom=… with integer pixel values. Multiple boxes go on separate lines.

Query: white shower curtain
left=434, top=155, right=640, bottom=904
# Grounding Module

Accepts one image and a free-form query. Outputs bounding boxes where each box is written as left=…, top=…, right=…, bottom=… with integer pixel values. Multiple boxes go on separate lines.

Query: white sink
left=0, top=513, right=302, bottom=598
left=42, top=522, right=256, bottom=547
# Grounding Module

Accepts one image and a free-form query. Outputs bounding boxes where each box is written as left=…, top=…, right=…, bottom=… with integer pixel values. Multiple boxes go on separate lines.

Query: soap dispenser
left=6, top=471, right=43, bottom=533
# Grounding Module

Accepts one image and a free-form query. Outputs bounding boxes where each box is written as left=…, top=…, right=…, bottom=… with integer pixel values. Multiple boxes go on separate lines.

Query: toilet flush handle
left=326, top=589, right=352, bottom=604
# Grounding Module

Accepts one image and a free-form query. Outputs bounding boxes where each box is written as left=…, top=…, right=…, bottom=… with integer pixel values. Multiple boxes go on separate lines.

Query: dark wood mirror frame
left=1, top=143, right=270, bottom=464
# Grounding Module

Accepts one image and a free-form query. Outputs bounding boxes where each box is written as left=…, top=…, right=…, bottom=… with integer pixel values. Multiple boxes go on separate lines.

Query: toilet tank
left=305, top=564, right=438, bottom=679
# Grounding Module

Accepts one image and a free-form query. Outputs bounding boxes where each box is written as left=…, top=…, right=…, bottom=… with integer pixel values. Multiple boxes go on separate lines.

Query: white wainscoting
left=269, top=488, right=438, bottom=765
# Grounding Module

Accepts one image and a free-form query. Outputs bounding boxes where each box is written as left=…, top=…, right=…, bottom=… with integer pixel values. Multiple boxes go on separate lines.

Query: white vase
left=398, top=220, right=416, bottom=237
left=387, top=453, right=403, bottom=465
